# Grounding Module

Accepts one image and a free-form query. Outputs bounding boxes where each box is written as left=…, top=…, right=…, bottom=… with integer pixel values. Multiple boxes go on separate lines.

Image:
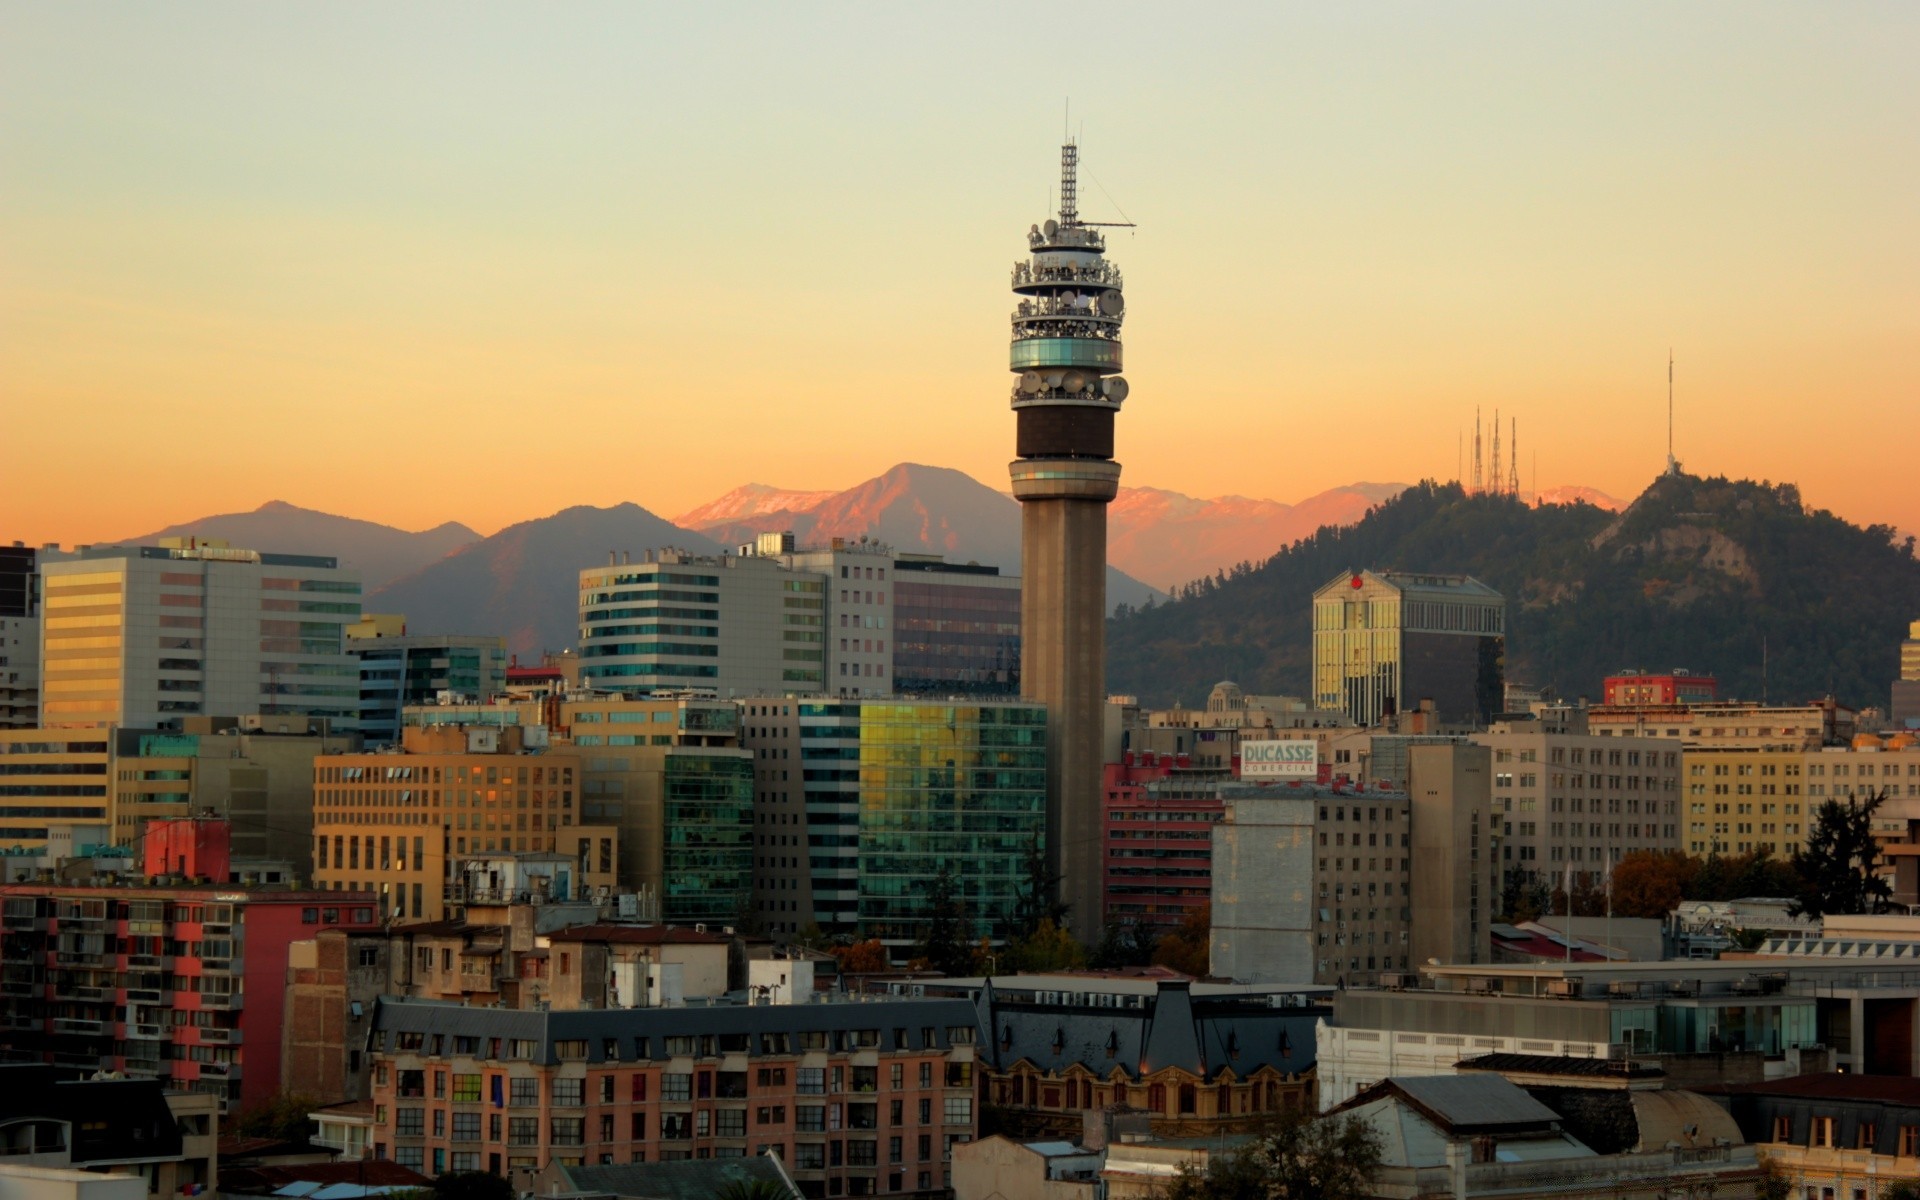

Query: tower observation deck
left=1009, top=140, right=1131, bottom=937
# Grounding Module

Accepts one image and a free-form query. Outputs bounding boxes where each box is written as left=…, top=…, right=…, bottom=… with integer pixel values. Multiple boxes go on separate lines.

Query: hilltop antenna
left=1457, top=428, right=1463, bottom=487
left=1473, top=407, right=1483, bottom=494
left=1508, top=417, right=1520, bottom=496
left=1665, top=349, right=1679, bottom=477
left=1490, top=409, right=1503, bottom=498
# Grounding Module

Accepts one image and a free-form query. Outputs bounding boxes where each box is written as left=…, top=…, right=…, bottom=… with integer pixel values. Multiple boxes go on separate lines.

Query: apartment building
left=0, top=823, right=380, bottom=1109
left=364, top=995, right=982, bottom=1196
left=1472, top=719, right=1682, bottom=885
left=38, top=539, right=361, bottom=731
left=310, top=724, right=616, bottom=922
left=736, top=698, right=1046, bottom=947
left=1100, top=751, right=1229, bottom=931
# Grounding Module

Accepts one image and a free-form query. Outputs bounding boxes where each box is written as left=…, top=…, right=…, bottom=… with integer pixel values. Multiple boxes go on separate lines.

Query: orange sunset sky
left=3, top=4, right=1916, bottom=546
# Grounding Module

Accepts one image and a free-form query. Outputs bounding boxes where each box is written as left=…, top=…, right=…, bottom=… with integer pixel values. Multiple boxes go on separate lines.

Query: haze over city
left=4, top=3, right=1915, bottom=546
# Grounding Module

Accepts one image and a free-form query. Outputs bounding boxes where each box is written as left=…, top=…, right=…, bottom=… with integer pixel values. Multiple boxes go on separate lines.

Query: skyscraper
left=1009, top=140, right=1131, bottom=933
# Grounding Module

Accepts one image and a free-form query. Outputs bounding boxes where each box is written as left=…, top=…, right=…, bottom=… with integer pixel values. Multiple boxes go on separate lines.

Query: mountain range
left=1107, top=473, right=1920, bottom=711
left=110, top=467, right=1631, bottom=661
left=124, top=501, right=480, bottom=591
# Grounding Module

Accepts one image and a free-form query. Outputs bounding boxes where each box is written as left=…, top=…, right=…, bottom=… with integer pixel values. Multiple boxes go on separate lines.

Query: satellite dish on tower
left=1043, top=219, right=1059, bottom=238
left=1045, top=372, right=1065, bottom=390
left=1018, top=372, right=1043, bottom=394
left=1102, top=291, right=1125, bottom=316
left=1103, top=376, right=1130, bottom=403
left=1063, top=372, right=1085, bottom=394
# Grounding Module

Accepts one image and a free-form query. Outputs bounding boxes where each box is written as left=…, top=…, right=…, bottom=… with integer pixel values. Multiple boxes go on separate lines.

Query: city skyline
left=4, top=4, right=1915, bottom=547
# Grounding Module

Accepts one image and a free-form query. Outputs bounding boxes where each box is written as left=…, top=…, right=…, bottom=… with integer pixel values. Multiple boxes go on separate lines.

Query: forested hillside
left=1107, top=474, right=1920, bottom=711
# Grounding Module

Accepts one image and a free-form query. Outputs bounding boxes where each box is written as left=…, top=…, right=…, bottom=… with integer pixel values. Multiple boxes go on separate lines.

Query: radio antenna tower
left=1508, top=417, right=1520, bottom=496
left=1472, top=407, right=1483, bottom=493
left=1664, top=349, right=1680, bottom=476
left=1490, top=408, right=1502, bottom=498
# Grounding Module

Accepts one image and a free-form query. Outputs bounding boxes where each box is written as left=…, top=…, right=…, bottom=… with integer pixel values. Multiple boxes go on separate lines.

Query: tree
left=1092, top=919, right=1157, bottom=969
left=829, top=939, right=891, bottom=974
left=431, top=1173, right=512, bottom=1200
left=230, top=1090, right=322, bottom=1143
left=1160, top=1106, right=1384, bottom=1200
left=1791, top=790, right=1892, bottom=919
left=1610, top=851, right=1698, bottom=918
left=1004, top=920, right=1087, bottom=973
left=917, top=867, right=975, bottom=977
left=1006, top=834, right=1069, bottom=942
left=1152, top=903, right=1211, bottom=977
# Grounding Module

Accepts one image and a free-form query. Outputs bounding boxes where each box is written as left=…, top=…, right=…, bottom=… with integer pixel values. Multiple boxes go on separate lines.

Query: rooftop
left=544, top=923, right=732, bottom=946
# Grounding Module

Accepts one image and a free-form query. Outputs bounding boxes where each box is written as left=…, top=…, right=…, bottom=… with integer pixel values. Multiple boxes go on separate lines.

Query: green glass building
left=662, top=752, right=755, bottom=924
left=854, top=702, right=1047, bottom=946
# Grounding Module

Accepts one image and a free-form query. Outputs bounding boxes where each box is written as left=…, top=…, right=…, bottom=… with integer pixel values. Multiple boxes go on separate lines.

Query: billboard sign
left=1240, top=739, right=1318, bottom=779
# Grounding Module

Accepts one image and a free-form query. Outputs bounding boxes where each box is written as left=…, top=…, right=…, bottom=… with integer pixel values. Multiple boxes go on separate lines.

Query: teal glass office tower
left=853, top=702, right=1047, bottom=947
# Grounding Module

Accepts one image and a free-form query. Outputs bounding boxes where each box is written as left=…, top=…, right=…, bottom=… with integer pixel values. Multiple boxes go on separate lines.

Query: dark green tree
left=1790, top=790, right=1892, bottom=919
left=430, top=1173, right=512, bottom=1200
left=917, top=866, right=974, bottom=977
left=231, top=1091, right=323, bottom=1143
left=1005, top=833, right=1068, bottom=941
left=1160, top=1106, right=1384, bottom=1200
left=1091, top=919, right=1157, bottom=969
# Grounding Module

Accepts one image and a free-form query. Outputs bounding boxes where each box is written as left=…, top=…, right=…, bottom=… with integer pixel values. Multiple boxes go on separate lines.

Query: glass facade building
left=661, top=753, right=754, bottom=924
left=891, top=566, right=1021, bottom=697
left=1312, top=570, right=1506, bottom=728
left=854, top=702, right=1047, bottom=946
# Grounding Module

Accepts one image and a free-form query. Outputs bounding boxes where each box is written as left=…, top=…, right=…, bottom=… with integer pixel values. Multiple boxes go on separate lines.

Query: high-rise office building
left=775, top=538, right=1021, bottom=699
left=346, top=614, right=507, bottom=746
left=737, top=697, right=1046, bottom=947
left=37, top=539, right=362, bottom=731
left=1009, top=141, right=1131, bottom=934
left=1312, top=570, right=1506, bottom=728
left=577, top=551, right=827, bottom=697
left=1, top=544, right=40, bottom=728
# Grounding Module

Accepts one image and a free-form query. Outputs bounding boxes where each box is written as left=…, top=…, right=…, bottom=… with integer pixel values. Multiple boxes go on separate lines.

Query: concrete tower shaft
left=1009, top=140, right=1130, bottom=936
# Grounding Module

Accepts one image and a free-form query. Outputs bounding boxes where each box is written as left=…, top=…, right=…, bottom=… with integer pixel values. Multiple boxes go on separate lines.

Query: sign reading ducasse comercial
left=1240, top=738, right=1319, bottom=779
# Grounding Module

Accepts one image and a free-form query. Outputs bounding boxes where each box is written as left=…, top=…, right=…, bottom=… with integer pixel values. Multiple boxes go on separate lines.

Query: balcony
left=126, top=1024, right=165, bottom=1041
left=125, top=988, right=163, bottom=1004
left=0, top=979, right=39, bottom=998
left=125, top=955, right=164, bottom=970
left=198, top=1027, right=239, bottom=1045
left=69, top=987, right=109, bottom=1003
left=198, top=992, right=241, bottom=1011
left=52, top=1018, right=105, bottom=1036
left=196, top=1063, right=230, bottom=1078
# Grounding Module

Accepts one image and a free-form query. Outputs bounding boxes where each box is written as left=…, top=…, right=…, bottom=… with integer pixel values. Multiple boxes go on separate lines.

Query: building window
left=1901, top=1126, right=1920, bottom=1156
left=1811, top=1116, right=1835, bottom=1148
